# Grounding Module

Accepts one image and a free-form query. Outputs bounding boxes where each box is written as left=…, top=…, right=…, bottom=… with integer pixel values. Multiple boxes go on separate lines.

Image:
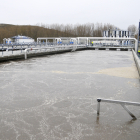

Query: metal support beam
left=97, top=98, right=140, bottom=119
left=121, top=104, right=136, bottom=119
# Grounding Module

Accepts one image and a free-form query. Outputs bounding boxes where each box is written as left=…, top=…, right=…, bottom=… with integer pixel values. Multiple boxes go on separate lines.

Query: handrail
left=24, top=45, right=86, bottom=59
left=97, top=98, right=140, bottom=119
left=132, top=49, right=140, bottom=76
left=77, top=37, right=138, bottom=52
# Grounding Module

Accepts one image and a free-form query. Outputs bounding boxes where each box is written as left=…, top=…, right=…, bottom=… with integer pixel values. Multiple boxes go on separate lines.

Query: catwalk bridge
left=0, top=37, right=138, bottom=62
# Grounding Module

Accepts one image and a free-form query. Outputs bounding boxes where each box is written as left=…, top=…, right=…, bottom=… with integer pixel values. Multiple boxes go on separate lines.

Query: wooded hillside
left=0, top=23, right=136, bottom=43
left=0, top=24, right=74, bottom=43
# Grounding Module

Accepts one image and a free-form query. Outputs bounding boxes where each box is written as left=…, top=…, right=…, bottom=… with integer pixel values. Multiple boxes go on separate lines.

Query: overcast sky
left=1, top=0, right=140, bottom=30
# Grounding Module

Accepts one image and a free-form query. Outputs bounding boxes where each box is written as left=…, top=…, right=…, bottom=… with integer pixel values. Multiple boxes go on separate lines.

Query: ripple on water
left=52, top=100, right=72, bottom=108
left=47, top=116, right=67, bottom=127
left=0, top=99, right=43, bottom=109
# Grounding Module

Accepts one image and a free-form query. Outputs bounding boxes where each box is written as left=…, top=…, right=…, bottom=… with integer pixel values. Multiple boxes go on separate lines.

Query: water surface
left=0, top=50, right=140, bottom=140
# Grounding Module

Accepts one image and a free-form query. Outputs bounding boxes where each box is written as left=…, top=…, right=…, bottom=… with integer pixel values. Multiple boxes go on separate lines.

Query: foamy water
left=0, top=50, right=140, bottom=140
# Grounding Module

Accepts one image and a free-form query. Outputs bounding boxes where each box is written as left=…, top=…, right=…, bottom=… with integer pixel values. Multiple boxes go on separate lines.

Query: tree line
left=0, top=23, right=138, bottom=43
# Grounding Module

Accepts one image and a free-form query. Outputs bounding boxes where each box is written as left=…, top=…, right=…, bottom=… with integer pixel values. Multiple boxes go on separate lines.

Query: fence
left=0, top=43, right=81, bottom=57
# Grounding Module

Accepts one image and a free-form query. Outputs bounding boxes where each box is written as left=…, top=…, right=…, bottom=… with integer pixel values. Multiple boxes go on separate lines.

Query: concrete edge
left=0, top=47, right=133, bottom=63
left=132, top=49, right=140, bottom=76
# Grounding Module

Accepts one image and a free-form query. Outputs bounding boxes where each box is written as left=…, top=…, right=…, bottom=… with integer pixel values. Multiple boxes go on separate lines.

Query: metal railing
left=97, top=98, right=140, bottom=119
left=0, top=43, right=82, bottom=57
left=24, top=45, right=86, bottom=59
left=90, top=43, right=134, bottom=47
left=0, top=41, right=135, bottom=57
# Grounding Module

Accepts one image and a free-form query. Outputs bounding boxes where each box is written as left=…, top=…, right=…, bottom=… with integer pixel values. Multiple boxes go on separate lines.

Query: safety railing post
left=24, top=49, right=28, bottom=59
left=20, top=44, right=21, bottom=53
left=97, top=99, right=101, bottom=115
left=12, top=45, right=13, bottom=54
left=2, top=44, right=3, bottom=56
left=25, top=51, right=27, bottom=59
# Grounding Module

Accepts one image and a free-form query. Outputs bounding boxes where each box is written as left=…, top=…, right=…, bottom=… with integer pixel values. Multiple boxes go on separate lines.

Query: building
left=103, top=29, right=133, bottom=45
left=3, top=35, right=35, bottom=44
left=103, top=29, right=132, bottom=38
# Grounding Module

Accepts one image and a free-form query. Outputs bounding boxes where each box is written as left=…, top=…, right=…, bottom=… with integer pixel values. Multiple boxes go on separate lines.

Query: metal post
left=135, top=40, right=138, bottom=52
left=137, top=21, right=140, bottom=53
left=97, top=99, right=101, bottom=115
left=2, top=44, right=3, bottom=56
left=77, top=38, right=79, bottom=45
left=25, top=49, right=27, bottom=59
left=21, top=44, right=22, bottom=53
left=12, top=45, right=13, bottom=54
left=87, top=38, right=88, bottom=46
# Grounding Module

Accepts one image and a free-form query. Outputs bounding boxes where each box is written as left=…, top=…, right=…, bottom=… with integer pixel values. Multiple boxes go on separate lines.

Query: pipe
left=77, top=37, right=137, bottom=52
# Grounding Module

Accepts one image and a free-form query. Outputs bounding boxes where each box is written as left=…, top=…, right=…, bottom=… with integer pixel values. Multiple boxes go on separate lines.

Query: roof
left=11, top=35, right=33, bottom=39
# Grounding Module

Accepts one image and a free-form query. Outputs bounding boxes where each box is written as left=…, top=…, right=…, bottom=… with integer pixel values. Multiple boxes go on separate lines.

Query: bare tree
left=127, top=24, right=138, bottom=38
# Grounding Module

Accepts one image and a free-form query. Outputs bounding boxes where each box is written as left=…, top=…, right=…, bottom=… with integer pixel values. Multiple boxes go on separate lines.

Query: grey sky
left=1, top=0, right=140, bottom=30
